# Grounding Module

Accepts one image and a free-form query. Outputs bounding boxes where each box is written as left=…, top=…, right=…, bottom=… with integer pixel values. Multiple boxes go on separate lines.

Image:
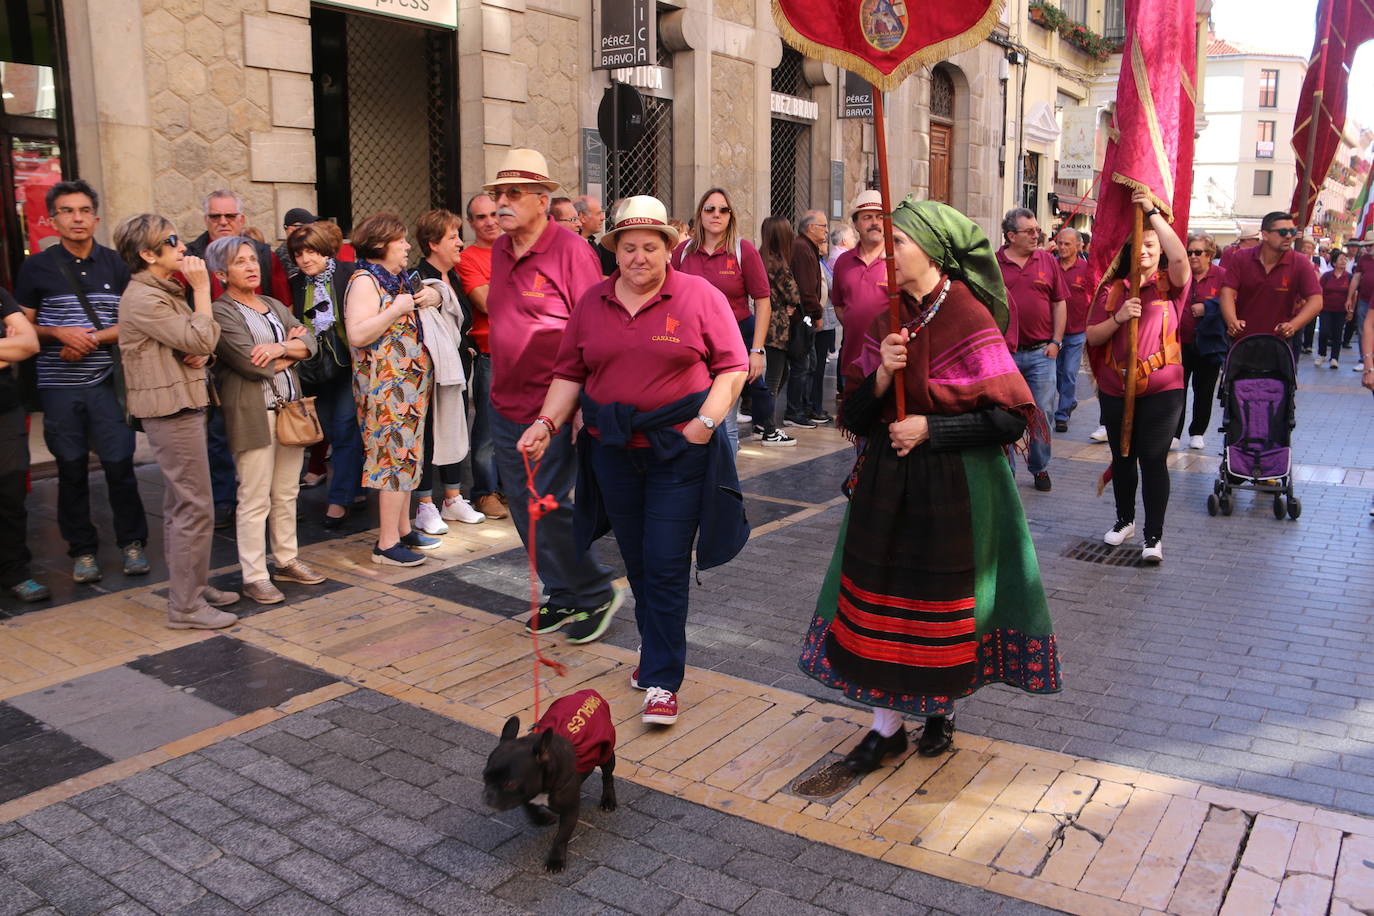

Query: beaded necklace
left=900, top=276, right=951, bottom=339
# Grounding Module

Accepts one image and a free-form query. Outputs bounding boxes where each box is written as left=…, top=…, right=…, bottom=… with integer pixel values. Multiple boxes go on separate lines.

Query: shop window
left=618, top=97, right=673, bottom=214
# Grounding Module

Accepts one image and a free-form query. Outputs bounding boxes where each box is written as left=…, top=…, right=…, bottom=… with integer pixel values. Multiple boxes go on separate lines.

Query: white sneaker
left=1331, top=359, right=1339, bottom=370
left=1314, top=355, right=1324, bottom=367
left=1356, top=364, right=1365, bottom=371
left=1188, top=435, right=1205, bottom=450
left=1104, top=519, right=1135, bottom=546
left=1090, top=426, right=1108, bottom=442
left=737, top=411, right=753, bottom=424
left=413, top=501, right=449, bottom=535
left=1170, top=437, right=1182, bottom=450
left=440, top=495, right=486, bottom=525
left=1141, top=536, right=1163, bottom=564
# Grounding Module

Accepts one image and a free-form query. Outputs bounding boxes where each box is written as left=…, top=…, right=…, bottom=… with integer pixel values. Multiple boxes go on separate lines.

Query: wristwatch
left=1051, top=339, right=1063, bottom=348
left=696, top=414, right=716, bottom=429
left=750, top=348, right=766, bottom=355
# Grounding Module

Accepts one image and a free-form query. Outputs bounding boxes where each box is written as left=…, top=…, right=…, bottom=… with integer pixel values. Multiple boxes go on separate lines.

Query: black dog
left=482, top=689, right=617, bottom=872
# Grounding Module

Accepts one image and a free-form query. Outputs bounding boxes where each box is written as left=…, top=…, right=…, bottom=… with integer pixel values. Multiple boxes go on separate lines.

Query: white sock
left=871, top=707, right=903, bottom=738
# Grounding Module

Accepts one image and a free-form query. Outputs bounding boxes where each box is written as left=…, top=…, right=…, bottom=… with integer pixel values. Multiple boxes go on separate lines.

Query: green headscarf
left=890, top=197, right=1010, bottom=333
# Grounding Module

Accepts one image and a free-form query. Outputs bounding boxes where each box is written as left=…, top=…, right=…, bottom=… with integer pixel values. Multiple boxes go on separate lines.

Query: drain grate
left=1061, top=538, right=1144, bottom=567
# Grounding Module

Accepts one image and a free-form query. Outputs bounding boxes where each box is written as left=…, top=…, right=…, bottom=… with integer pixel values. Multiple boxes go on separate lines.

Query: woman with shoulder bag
left=287, top=221, right=365, bottom=528
left=209, top=235, right=326, bottom=604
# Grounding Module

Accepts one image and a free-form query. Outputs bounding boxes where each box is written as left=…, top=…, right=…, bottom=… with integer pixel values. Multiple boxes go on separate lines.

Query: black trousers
left=1101, top=389, right=1185, bottom=541
left=1176, top=343, right=1222, bottom=439
left=1318, top=311, right=1347, bottom=361
left=0, top=407, right=32, bottom=587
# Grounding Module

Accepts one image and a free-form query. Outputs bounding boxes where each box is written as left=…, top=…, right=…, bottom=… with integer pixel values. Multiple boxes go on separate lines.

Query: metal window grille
left=1021, top=150, right=1041, bottom=215
left=615, top=96, right=673, bottom=214
left=930, top=68, right=954, bottom=121
left=770, top=117, right=812, bottom=223
left=1060, top=0, right=1087, bottom=23
left=425, top=32, right=458, bottom=212
left=772, top=46, right=807, bottom=96
left=1102, top=0, right=1125, bottom=40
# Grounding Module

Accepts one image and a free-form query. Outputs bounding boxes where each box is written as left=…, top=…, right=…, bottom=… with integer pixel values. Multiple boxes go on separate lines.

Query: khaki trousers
left=142, top=410, right=214, bottom=617
left=233, top=420, right=304, bottom=584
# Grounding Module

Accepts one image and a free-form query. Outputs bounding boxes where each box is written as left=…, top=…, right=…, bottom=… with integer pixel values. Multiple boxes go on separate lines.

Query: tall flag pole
left=1355, top=165, right=1374, bottom=241
left=772, top=0, right=1005, bottom=414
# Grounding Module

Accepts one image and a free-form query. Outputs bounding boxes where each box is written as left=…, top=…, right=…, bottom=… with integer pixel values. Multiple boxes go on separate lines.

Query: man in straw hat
left=485, top=149, right=624, bottom=645
left=830, top=189, right=890, bottom=387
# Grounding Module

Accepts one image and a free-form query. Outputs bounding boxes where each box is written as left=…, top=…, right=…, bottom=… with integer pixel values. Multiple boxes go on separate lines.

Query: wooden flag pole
left=873, top=90, right=905, bottom=418
left=1121, top=204, right=1144, bottom=457
left=1297, top=0, right=1335, bottom=229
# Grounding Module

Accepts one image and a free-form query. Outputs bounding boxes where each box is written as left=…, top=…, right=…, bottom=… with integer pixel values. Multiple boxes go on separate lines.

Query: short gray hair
left=798, top=210, right=827, bottom=234
left=203, top=189, right=243, bottom=215
left=829, top=225, right=856, bottom=248
left=1001, top=207, right=1036, bottom=240
left=1055, top=226, right=1083, bottom=244
left=205, top=235, right=255, bottom=275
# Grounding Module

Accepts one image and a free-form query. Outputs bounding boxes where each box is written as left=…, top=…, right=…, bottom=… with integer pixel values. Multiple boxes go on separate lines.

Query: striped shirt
left=14, top=243, right=130, bottom=388
left=231, top=298, right=300, bottom=407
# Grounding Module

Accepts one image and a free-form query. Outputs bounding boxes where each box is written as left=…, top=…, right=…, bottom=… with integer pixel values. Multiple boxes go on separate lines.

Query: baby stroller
left=1206, top=333, right=1300, bottom=520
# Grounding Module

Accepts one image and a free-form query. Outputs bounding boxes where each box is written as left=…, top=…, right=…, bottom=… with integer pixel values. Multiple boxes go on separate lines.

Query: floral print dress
left=348, top=272, right=431, bottom=490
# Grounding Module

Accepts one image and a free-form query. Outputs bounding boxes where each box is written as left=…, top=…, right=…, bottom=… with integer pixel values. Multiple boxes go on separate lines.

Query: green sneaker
left=563, top=589, right=626, bottom=645
left=72, top=554, right=101, bottom=584
left=9, top=579, right=51, bottom=602
left=122, top=541, right=151, bottom=576
left=525, top=604, right=578, bottom=635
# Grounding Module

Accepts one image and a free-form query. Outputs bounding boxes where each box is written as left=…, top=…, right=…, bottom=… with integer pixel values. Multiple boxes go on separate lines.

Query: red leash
left=522, top=449, right=566, bottom=722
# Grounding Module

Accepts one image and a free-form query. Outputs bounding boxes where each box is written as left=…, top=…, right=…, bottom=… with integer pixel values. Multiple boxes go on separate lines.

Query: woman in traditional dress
left=799, top=198, right=1061, bottom=771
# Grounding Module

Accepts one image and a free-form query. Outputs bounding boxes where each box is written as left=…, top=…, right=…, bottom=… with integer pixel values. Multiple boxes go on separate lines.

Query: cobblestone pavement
left=1, top=357, right=1372, bottom=914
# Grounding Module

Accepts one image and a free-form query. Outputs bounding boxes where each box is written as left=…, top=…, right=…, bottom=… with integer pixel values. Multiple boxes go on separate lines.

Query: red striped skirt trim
left=831, top=618, right=978, bottom=668
left=840, top=574, right=975, bottom=613
left=838, top=593, right=976, bottom=639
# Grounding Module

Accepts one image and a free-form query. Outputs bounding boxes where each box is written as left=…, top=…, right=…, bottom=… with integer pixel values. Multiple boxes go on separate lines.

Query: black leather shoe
left=842, top=727, right=908, bottom=774
left=1054, top=420, right=1069, bottom=433
left=322, top=513, right=347, bottom=530
left=917, top=715, right=955, bottom=757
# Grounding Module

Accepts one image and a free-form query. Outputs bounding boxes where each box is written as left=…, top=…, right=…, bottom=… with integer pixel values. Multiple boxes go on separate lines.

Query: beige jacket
left=212, top=293, right=317, bottom=453
left=118, top=272, right=220, bottom=419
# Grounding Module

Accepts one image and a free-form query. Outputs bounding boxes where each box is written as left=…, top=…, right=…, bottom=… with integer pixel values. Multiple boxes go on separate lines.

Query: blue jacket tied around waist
left=574, top=389, right=750, bottom=570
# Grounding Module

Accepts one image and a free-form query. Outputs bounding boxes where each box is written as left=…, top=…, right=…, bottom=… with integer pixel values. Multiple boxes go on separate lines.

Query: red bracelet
left=536, top=416, right=558, bottom=435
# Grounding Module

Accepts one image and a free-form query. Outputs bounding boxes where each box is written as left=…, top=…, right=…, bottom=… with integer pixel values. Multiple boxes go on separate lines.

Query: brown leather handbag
left=268, top=379, right=323, bottom=447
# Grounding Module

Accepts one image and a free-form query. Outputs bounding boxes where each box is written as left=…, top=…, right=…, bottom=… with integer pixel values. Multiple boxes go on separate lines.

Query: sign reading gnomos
left=596, top=0, right=656, bottom=70
left=316, top=0, right=458, bottom=29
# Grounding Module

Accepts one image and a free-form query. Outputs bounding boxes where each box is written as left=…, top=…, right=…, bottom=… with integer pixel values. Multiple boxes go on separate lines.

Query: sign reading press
left=317, top=0, right=457, bottom=29
left=596, top=0, right=655, bottom=70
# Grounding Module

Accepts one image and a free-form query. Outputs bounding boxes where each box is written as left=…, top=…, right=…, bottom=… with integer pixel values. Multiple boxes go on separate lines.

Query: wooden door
left=930, top=123, right=953, bottom=204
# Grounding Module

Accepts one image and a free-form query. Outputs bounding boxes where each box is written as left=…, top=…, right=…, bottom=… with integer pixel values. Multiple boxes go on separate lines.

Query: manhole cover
left=1060, top=538, right=1144, bottom=567
left=791, top=760, right=857, bottom=799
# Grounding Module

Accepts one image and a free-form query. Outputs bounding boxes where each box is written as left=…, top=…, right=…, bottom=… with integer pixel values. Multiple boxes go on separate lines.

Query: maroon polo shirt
left=1180, top=264, right=1228, bottom=344
left=1058, top=257, right=1093, bottom=335
left=1088, top=276, right=1187, bottom=397
left=1321, top=270, right=1352, bottom=313
left=670, top=239, right=769, bottom=323
left=1355, top=254, right=1374, bottom=302
left=1222, top=246, right=1321, bottom=340
left=830, top=247, right=890, bottom=376
left=554, top=268, right=746, bottom=441
left=488, top=221, right=603, bottom=423
left=997, top=247, right=1068, bottom=350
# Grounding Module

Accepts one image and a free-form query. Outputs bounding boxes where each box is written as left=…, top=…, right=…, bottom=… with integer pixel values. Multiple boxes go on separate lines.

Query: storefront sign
left=1058, top=104, right=1097, bottom=180
left=315, top=0, right=457, bottom=29
left=839, top=71, right=874, bottom=119
left=583, top=129, right=607, bottom=201
left=770, top=93, right=819, bottom=121
left=596, top=0, right=655, bottom=70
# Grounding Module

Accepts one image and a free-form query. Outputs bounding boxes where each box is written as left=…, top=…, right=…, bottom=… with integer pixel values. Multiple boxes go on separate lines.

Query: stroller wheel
left=1212, top=480, right=1224, bottom=496
left=1207, top=494, right=1220, bottom=516
left=1272, top=496, right=1287, bottom=520
left=1219, top=493, right=1234, bottom=516
left=1287, top=497, right=1302, bottom=520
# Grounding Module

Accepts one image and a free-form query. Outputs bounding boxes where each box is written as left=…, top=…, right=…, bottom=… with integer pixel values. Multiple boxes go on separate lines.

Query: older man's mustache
left=497, top=207, right=516, bottom=219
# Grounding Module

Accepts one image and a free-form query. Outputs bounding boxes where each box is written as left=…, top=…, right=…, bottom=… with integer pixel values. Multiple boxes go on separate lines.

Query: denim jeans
left=589, top=440, right=707, bottom=692
left=1012, top=347, right=1056, bottom=475
left=468, top=353, right=500, bottom=499
left=39, top=380, right=148, bottom=557
left=314, top=379, right=364, bottom=507
left=490, top=409, right=615, bottom=609
left=1352, top=299, right=1370, bottom=362
left=786, top=322, right=816, bottom=418
left=810, top=328, right=836, bottom=415
left=1053, top=331, right=1086, bottom=423
left=206, top=393, right=238, bottom=510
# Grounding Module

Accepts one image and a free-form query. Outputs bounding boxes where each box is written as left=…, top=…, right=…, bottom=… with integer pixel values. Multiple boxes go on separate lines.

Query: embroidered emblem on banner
left=860, top=0, right=908, bottom=52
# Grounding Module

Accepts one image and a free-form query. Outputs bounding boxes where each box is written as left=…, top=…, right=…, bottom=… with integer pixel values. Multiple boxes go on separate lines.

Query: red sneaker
left=630, top=666, right=645, bottom=690
left=642, top=687, right=678, bottom=725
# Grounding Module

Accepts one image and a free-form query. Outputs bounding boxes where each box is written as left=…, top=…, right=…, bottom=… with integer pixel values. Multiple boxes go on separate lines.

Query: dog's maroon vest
left=533, top=689, right=615, bottom=774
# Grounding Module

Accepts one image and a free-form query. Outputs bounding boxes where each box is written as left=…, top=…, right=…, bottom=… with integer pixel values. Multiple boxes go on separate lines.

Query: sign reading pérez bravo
left=316, top=0, right=457, bottom=29
left=839, top=71, right=874, bottom=119
left=595, top=0, right=655, bottom=70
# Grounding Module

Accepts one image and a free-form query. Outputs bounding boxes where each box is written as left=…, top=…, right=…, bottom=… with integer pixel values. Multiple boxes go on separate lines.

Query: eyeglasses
left=207, top=212, right=241, bottom=222
left=556, top=216, right=579, bottom=224
left=157, top=235, right=180, bottom=250
left=1267, top=227, right=1298, bottom=237
left=1186, top=249, right=1208, bottom=256
left=702, top=205, right=732, bottom=215
left=1011, top=227, right=1039, bottom=236
left=491, top=186, right=529, bottom=201
left=54, top=206, right=95, bottom=218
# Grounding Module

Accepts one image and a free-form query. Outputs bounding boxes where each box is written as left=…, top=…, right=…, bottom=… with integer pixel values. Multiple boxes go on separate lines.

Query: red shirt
left=1089, top=275, right=1187, bottom=397
left=997, top=247, right=1069, bottom=350
left=554, top=267, right=747, bottom=445
left=670, top=239, right=769, bottom=323
left=488, top=222, right=603, bottom=423
left=1321, top=270, right=1352, bottom=313
left=830, top=247, right=890, bottom=375
left=455, top=244, right=493, bottom=353
left=1180, top=263, right=1228, bottom=344
left=533, top=690, right=615, bottom=774
left=1355, top=254, right=1374, bottom=302
left=1058, top=257, right=1094, bottom=335
left=1222, top=246, right=1321, bottom=340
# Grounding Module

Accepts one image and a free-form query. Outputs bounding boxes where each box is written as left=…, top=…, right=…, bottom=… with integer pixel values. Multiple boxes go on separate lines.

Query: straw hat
left=600, top=196, right=680, bottom=250
left=850, top=189, right=883, bottom=218
left=483, top=148, right=560, bottom=194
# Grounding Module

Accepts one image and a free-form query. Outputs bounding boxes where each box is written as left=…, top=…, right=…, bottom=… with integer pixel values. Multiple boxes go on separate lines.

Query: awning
left=1054, top=194, right=1097, bottom=216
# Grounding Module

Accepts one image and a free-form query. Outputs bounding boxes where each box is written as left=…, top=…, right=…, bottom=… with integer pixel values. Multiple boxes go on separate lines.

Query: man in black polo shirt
left=14, top=179, right=149, bottom=584
left=0, top=289, right=46, bottom=602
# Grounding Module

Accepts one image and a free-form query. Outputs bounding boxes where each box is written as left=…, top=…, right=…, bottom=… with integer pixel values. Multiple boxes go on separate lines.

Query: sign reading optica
left=316, top=0, right=457, bottom=30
